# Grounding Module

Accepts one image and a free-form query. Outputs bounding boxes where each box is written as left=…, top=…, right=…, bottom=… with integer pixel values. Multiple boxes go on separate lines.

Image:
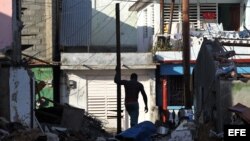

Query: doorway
left=218, top=3, right=240, bottom=31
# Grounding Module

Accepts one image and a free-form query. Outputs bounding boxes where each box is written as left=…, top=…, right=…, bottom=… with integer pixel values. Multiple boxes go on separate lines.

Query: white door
left=87, top=74, right=153, bottom=129
left=87, top=76, right=125, bottom=129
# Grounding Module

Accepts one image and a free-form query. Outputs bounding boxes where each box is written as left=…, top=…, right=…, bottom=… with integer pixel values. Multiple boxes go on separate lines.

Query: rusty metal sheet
left=229, top=103, right=250, bottom=124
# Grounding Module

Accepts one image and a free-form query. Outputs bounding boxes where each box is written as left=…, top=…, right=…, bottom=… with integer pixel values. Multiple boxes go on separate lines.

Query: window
left=218, top=4, right=240, bottom=31
left=168, top=76, right=184, bottom=106
left=163, top=3, right=217, bottom=32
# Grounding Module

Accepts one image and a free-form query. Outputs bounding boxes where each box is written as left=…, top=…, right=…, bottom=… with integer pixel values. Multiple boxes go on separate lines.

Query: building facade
left=0, top=0, right=35, bottom=127
left=130, top=0, right=250, bottom=123
left=59, top=0, right=158, bottom=129
left=194, top=38, right=250, bottom=136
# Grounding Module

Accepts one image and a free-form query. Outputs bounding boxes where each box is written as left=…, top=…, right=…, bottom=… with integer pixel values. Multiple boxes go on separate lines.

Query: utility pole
left=182, top=0, right=192, bottom=109
left=160, top=0, right=164, bottom=34
left=53, top=0, right=61, bottom=103
left=115, top=3, right=122, bottom=134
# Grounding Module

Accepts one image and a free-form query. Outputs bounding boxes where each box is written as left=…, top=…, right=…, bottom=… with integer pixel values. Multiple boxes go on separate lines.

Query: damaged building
left=0, top=0, right=35, bottom=128
left=1, top=0, right=250, bottom=140
left=193, top=38, right=250, bottom=140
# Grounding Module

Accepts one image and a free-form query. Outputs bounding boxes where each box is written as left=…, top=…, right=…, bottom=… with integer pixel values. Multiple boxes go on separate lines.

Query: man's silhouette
left=114, top=67, right=148, bottom=127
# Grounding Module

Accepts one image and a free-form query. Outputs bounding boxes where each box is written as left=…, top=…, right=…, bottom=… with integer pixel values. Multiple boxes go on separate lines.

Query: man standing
left=114, top=67, right=148, bottom=127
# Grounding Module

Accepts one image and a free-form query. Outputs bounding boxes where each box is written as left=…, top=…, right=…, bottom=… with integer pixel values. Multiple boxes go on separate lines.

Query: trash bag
left=116, top=121, right=156, bottom=141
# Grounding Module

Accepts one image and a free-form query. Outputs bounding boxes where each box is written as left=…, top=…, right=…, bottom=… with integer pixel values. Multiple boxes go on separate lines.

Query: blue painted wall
left=160, top=64, right=195, bottom=75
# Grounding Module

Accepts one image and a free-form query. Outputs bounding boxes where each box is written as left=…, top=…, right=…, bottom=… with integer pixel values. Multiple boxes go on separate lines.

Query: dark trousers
left=125, top=102, right=139, bottom=127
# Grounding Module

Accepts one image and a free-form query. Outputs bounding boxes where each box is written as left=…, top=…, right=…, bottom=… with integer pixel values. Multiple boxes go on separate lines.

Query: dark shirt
left=114, top=74, right=148, bottom=105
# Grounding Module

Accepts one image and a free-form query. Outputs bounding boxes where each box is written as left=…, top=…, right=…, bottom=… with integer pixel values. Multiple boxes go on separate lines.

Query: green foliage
left=151, top=40, right=172, bottom=53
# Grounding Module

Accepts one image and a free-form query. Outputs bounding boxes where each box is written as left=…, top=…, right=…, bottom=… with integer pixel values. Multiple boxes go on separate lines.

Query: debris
left=116, top=121, right=156, bottom=141
left=228, top=103, right=250, bottom=124
left=1, top=102, right=112, bottom=141
left=35, top=103, right=112, bottom=141
left=168, top=120, right=195, bottom=141
left=157, top=126, right=169, bottom=135
left=45, top=132, right=59, bottom=141
left=60, top=106, right=85, bottom=131
left=209, top=130, right=223, bottom=138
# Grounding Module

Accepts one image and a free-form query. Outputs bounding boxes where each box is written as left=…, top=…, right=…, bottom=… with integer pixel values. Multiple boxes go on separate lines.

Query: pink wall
left=0, top=0, right=12, bottom=49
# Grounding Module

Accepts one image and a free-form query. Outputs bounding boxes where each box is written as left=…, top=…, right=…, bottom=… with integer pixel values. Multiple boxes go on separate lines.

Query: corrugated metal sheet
left=60, top=0, right=91, bottom=47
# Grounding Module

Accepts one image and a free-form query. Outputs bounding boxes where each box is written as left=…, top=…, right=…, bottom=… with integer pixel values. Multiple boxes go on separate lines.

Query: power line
left=22, top=0, right=116, bottom=60
left=22, top=0, right=85, bottom=29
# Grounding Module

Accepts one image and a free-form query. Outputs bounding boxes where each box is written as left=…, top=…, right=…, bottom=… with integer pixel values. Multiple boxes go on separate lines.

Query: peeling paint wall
left=9, top=67, right=34, bottom=127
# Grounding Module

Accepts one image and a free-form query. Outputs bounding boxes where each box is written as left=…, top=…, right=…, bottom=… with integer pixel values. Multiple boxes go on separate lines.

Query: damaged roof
left=129, top=0, right=152, bottom=11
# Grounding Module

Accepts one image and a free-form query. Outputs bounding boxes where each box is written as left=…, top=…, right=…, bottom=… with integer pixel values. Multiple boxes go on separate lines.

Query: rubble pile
left=35, top=104, right=112, bottom=141
left=0, top=118, right=42, bottom=141
left=0, top=104, right=112, bottom=141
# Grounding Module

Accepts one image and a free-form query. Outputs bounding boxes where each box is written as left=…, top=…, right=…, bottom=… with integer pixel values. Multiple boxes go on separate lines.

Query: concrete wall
left=9, top=67, right=34, bottom=127
left=0, top=67, right=34, bottom=127
left=61, top=52, right=155, bottom=70
left=45, top=0, right=54, bottom=60
left=137, top=3, right=160, bottom=52
left=21, top=0, right=54, bottom=61
left=217, top=80, right=250, bottom=131
left=91, top=0, right=137, bottom=49
left=0, top=0, right=12, bottom=50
